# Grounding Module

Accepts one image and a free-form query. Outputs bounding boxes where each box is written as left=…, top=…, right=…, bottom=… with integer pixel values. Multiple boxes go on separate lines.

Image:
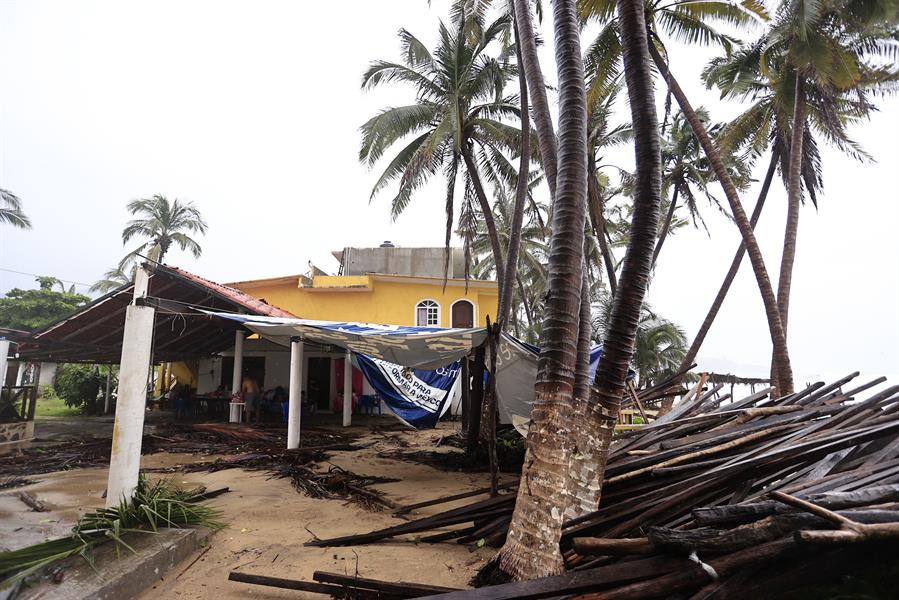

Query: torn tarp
left=354, top=354, right=459, bottom=428
left=199, top=311, right=487, bottom=370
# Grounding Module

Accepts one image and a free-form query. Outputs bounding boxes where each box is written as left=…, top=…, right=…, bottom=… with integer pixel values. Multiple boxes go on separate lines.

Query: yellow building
left=229, top=244, right=497, bottom=328
left=228, top=272, right=497, bottom=329
left=162, top=245, right=497, bottom=413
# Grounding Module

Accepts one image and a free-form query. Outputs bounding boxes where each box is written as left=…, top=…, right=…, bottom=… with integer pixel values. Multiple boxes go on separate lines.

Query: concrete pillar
left=0, top=339, right=9, bottom=389
left=15, top=362, right=27, bottom=386
left=287, top=338, right=304, bottom=449
left=104, top=367, right=114, bottom=414
left=106, top=266, right=155, bottom=507
left=343, top=349, right=352, bottom=427
left=231, top=330, right=244, bottom=395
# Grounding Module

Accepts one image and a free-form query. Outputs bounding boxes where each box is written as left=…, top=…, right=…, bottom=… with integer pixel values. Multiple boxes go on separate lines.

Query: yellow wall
left=169, top=361, right=198, bottom=388
left=234, top=275, right=499, bottom=328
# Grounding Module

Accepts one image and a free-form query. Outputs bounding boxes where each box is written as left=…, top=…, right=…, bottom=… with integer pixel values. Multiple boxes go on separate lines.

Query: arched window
left=415, top=300, right=440, bottom=326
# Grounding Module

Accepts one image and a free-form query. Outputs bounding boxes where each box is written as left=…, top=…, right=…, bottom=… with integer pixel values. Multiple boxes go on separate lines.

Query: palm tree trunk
left=778, top=77, right=806, bottom=337
left=679, top=149, right=779, bottom=372
left=517, top=273, right=534, bottom=329
left=651, top=184, right=680, bottom=268
left=495, top=0, right=588, bottom=581
left=498, top=15, right=531, bottom=327
left=574, top=0, right=663, bottom=522
left=513, top=0, right=557, bottom=199
left=647, top=40, right=794, bottom=396
left=565, top=264, right=600, bottom=521
left=462, top=144, right=505, bottom=300
left=587, top=154, right=618, bottom=296
left=486, top=14, right=533, bottom=497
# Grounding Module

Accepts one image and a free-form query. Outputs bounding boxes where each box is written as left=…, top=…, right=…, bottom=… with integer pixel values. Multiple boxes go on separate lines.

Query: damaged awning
left=200, top=311, right=488, bottom=370
left=16, top=264, right=296, bottom=364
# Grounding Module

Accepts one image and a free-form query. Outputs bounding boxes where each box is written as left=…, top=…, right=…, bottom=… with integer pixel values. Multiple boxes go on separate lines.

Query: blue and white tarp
left=354, top=354, right=459, bottom=428
left=199, top=311, right=487, bottom=370
left=494, top=334, right=604, bottom=426
left=201, top=311, right=623, bottom=430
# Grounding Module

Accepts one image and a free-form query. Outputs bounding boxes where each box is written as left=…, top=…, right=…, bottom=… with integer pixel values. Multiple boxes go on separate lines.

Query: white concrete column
left=15, top=362, right=27, bottom=386
left=0, top=340, right=9, bottom=389
left=106, top=266, right=155, bottom=507
left=342, top=349, right=353, bottom=427
left=231, top=330, right=245, bottom=395
left=287, top=338, right=304, bottom=449
left=103, top=367, right=114, bottom=414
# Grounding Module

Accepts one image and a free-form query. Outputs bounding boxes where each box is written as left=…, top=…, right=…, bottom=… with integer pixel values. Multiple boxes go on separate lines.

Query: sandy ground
left=1, top=421, right=503, bottom=599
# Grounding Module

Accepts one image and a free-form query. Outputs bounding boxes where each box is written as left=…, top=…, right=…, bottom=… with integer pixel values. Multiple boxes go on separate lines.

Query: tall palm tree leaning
left=359, top=17, right=523, bottom=295
left=492, top=0, right=589, bottom=581
left=578, top=0, right=663, bottom=532
left=0, top=188, right=31, bottom=229
left=679, top=2, right=895, bottom=371
left=121, top=195, right=208, bottom=265
left=580, top=0, right=794, bottom=394
left=762, top=0, right=899, bottom=350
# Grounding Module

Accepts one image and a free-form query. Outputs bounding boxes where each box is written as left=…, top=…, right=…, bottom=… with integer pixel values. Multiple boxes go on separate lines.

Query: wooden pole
left=467, top=346, right=486, bottom=449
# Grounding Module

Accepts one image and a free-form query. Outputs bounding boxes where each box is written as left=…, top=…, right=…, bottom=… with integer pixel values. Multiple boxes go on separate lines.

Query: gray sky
left=1, top=0, right=897, bottom=385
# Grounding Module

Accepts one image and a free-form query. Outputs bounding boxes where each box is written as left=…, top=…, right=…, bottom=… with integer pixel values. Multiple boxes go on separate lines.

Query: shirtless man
left=241, top=374, right=260, bottom=421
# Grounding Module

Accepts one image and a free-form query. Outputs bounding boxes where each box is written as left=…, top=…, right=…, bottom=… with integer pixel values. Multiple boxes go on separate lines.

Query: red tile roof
left=161, top=265, right=296, bottom=318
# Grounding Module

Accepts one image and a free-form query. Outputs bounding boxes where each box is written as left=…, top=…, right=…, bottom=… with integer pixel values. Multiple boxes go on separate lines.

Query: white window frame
left=414, top=299, right=441, bottom=327
left=449, top=298, right=477, bottom=328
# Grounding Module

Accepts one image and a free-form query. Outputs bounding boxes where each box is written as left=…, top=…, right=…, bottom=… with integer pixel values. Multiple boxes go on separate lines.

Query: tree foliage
left=121, top=194, right=208, bottom=265
left=53, top=364, right=106, bottom=413
left=0, top=278, right=89, bottom=331
left=0, top=188, right=31, bottom=229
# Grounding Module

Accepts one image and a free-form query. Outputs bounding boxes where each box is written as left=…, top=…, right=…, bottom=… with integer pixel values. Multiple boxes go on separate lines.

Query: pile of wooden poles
left=288, top=372, right=899, bottom=598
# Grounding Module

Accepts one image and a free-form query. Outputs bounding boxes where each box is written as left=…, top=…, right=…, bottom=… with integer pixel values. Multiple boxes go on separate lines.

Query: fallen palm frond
left=0, top=476, right=222, bottom=589
left=0, top=423, right=359, bottom=478
left=181, top=448, right=397, bottom=510
left=0, top=477, right=35, bottom=490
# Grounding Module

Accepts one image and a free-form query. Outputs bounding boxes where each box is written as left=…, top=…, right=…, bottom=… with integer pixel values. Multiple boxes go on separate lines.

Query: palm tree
left=592, top=293, right=688, bottom=387
left=678, top=2, right=898, bottom=372
left=470, top=195, right=548, bottom=281
left=575, top=0, right=664, bottom=524
left=753, top=0, right=898, bottom=339
left=584, top=77, right=632, bottom=295
left=651, top=109, right=738, bottom=268
left=90, top=265, right=135, bottom=294
left=121, top=195, right=207, bottom=265
left=0, top=189, right=31, bottom=229
left=494, top=0, right=590, bottom=581
left=678, top=148, right=779, bottom=372
left=679, top=14, right=892, bottom=370
left=359, top=16, right=522, bottom=289
left=581, top=0, right=797, bottom=394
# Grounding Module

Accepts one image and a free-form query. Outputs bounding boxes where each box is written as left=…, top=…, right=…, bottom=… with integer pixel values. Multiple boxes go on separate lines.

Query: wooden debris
left=304, top=374, right=899, bottom=598
left=17, top=491, right=46, bottom=512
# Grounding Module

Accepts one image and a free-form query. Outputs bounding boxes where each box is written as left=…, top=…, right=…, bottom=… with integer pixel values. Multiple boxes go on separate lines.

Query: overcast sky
left=1, top=0, right=897, bottom=386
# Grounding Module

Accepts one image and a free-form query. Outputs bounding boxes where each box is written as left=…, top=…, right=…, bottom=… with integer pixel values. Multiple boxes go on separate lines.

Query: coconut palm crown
left=0, top=188, right=31, bottom=229
left=359, top=14, right=528, bottom=280
left=121, top=195, right=208, bottom=265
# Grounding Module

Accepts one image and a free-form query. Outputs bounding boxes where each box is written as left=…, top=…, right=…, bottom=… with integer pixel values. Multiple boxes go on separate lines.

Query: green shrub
left=53, top=364, right=105, bottom=414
